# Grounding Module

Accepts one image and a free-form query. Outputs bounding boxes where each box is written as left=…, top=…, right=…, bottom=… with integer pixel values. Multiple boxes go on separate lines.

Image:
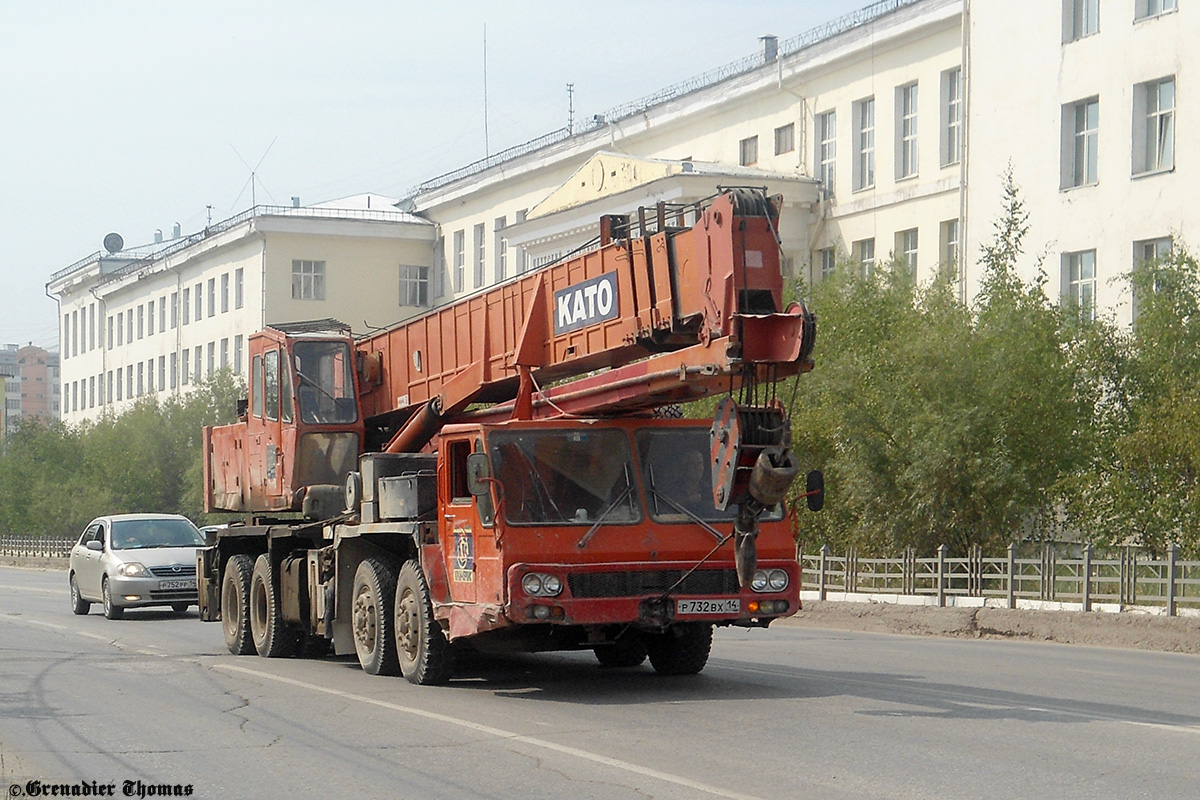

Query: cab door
left=246, top=346, right=285, bottom=508
left=441, top=438, right=478, bottom=604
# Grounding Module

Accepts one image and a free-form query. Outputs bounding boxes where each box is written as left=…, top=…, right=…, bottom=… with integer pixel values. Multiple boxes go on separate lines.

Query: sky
left=0, top=0, right=868, bottom=351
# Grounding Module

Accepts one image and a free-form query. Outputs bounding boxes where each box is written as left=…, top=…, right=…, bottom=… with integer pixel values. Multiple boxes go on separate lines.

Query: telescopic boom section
left=358, top=189, right=815, bottom=452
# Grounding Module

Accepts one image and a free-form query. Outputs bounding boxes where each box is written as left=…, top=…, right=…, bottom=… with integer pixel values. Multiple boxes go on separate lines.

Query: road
left=2, top=565, right=1198, bottom=800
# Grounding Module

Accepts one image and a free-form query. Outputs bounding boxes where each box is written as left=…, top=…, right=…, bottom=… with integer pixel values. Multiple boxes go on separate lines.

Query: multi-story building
left=0, top=343, right=61, bottom=438
left=49, top=0, right=1197, bottom=424
left=47, top=195, right=432, bottom=425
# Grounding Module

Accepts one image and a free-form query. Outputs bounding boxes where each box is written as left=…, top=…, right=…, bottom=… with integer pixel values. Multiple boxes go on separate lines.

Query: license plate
left=159, top=579, right=196, bottom=591
left=676, top=598, right=740, bottom=615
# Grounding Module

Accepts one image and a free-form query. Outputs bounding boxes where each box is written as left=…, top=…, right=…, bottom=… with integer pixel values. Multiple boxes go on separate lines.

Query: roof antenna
left=230, top=137, right=278, bottom=210
left=567, top=83, right=575, bottom=134
left=482, top=24, right=490, bottom=157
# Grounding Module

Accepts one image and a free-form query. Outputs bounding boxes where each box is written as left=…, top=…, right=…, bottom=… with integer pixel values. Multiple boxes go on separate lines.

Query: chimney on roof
left=292, top=196, right=301, bottom=208
left=760, top=35, right=778, bottom=63
left=172, top=222, right=181, bottom=239
left=154, top=229, right=163, bottom=244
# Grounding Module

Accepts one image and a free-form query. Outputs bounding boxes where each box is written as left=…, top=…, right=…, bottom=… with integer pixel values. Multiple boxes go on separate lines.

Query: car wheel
left=102, top=577, right=124, bottom=620
left=171, top=602, right=190, bottom=614
left=250, top=555, right=296, bottom=658
left=594, top=632, right=648, bottom=668
left=394, top=560, right=451, bottom=685
left=221, top=554, right=255, bottom=655
left=645, top=622, right=712, bottom=675
left=69, top=573, right=91, bottom=616
left=351, top=558, right=399, bottom=676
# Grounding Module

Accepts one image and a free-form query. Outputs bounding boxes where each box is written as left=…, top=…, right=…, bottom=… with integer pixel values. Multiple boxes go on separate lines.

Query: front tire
left=645, top=623, right=712, bottom=675
left=351, top=558, right=399, bottom=676
left=250, top=555, right=296, bottom=658
left=102, top=577, right=123, bottom=620
left=394, top=560, right=451, bottom=685
left=70, top=573, right=91, bottom=615
left=594, top=632, right=648, bottom=668
left=171, top=602, right=190, bottom=614
left=222, top=554, right=255, bottom=655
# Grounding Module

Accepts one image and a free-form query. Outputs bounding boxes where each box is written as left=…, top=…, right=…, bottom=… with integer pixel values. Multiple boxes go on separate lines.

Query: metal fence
left=800, top=544, right=1200, bottom=617
left=0, top=536, right=73, bottom=559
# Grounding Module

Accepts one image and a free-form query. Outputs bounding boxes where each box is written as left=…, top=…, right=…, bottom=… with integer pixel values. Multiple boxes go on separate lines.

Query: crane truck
left=196, top=188, right=822, bottom=684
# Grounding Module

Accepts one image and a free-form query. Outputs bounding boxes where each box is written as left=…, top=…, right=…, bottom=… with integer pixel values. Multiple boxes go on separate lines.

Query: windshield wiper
left=645, top=487, right=725, bottom=542
left=576, top=483, right=636, bottom=549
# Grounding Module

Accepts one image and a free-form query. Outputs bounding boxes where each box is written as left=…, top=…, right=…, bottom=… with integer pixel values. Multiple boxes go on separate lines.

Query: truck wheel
left=351, top=558, right=400, bottom=676
left=250, top=555, right=297, bottom=658
left=594, top=633, right=648, bottom=668
left=394, top=560, right=451, bottom=685
left=70, top=573, right=91, bottom=615
left=102, top=577, right=124, bottom=620
left=222, top=554, right=255, bottom=655
left=645, top=623, right=712, bottom=676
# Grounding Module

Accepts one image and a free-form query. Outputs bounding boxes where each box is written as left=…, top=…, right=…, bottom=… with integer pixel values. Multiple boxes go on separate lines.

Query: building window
left=207, top=342, right=215, bottom=379
left=169, top=353, right=177, bottom=390
left=137, top=305, right=144, bottom=340
left=399, top=265, right=430, bottom=307
left=1064, top=0, right=1100, bottom=41
left=234, top=335, right=244, bottom=374
left=453, top=230, right=465, bottom=293
left=739, top=135, right=758, bottom=166
left=181, top=348, right=190, bottom=386
left=72, top=310, right=78, bottom=357
left=158, top=355, right=166, bottom=389
left=1134, top=77, right=1175, bottom=175
left=170, top=292, right=178, bottom=329
left=221, top=273, right=230, bottom=313
left=896, top=229, right=919, bottom=274
left=146, top=359, right=154, bottom=394
left=116, top=373, right=121, bottom=402
left=89, top=304, right=95, bottom=351
left=896, top=83, right=919, bottom=179
left=1062, top=97, right=1099, bottom=188
left=127, top=365, right=133, bottom=399
left=194, top=283, right=202, bottom=321
left=235, top=268, right=244, bottom=309
left=854, top=97, right=875, bottom=191
left=207, top=277, right=216, bottom=316
left=516, top=210, right=528, bottom=273
left=107, top=371, right=113, bottom=403
left=494, top=217, right=507, bottom=282
left=941, top=219, right=961, bottom=270
left=220, top=338, right=229, bottom=370
left=137, top=362, right=144, bottom=397
left=291, top=260, right=326, bottom=301
left=854, top=238, right=876, bottom=276
left=147, top=301, right=154, bottom=337
left=1135, top=0, right=1175, bottom=21
left=159, top=297, right=166, bottom=333
left=194, top=348, right=202, bottom=384
left=182, top=288, right=190, bottom=325
left=1132, top=237, right=1174, bottom=319
left=1063, top=250, right=1097, bottom=320
left=473, top=222, right=486, bottom=288
left=107, top=316, right=114, bottom=350
left=941, top=67, right=964, bottom=167
left=819, top=247, right=837, bottom=279
left=774, top=123, right=795, bottom=156
left=89, top=376, right=95, bottom=409
left=816, top=111, right=836, bottom=194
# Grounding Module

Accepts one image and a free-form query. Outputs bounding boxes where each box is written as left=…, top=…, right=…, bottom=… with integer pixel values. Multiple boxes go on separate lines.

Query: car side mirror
left=86, top=540, right=103, bottom=552
left=466, top=453, right=491, bottom=497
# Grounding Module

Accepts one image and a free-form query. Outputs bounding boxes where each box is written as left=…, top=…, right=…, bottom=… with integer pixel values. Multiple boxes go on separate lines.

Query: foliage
left=790, top=166, right=1094, bottom=557
left=0, top=371, right=244, bottom=539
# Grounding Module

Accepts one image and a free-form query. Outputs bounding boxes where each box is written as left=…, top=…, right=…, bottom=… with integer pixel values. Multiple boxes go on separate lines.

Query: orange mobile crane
left=197, top=188, right=822, bottom=683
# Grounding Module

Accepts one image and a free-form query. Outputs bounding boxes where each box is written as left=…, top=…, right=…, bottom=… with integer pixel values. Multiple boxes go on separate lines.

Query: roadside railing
left=801, top=544, right=1200, bottom=616
left=0, top=536, right=73, bottom=559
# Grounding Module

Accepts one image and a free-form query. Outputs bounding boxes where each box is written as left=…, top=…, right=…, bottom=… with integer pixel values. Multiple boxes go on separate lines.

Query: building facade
left=0, top=343, right=61, bottom=439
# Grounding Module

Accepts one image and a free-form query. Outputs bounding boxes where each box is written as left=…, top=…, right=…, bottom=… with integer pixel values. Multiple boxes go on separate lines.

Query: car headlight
left=117, top=562, right=148, bottom=577
left=768, top=569, right=789, bottom=591
left=521, top=572, right=563, bottom=597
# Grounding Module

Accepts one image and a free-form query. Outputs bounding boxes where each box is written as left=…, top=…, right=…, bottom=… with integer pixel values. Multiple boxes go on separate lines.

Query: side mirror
left=86, top=540, right=103, bottom=552
left=806, top=470, right=825, bottom=512
left=466, top=453, right=491, bottom=497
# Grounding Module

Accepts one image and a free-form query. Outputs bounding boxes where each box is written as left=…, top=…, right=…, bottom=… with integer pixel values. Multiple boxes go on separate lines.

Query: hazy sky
left=0, top=0, right=867, bottom=350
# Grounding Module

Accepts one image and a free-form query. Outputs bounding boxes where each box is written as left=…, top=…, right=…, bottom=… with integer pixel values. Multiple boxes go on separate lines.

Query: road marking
left=212, top=663, right=766, bottom=800
left=24, top=619, right=67, bottom=630
left=77, top=631, right=112, bottom=642
left=0, top=584, right=61, bottom=594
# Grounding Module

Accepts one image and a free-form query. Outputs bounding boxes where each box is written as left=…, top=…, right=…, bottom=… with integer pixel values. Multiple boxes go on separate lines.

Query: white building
left=49, top=0, right=1196, bottom=423
left=48, top=196, right=432, bottom=425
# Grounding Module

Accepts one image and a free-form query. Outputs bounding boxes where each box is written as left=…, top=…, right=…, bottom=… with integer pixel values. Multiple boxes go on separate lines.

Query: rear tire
left=70, top=573, right=91, bottom=615
left=222, top=554, right=255, bottom=655
left=645, top=623, right=712, bottom=675
left=102, top=577, right=123, bottom=620
left=250, top=555, right=296, bottom=658
left=351, top=558, right=399, bottom=676
left=395, top=560, right=451, bottom=685
left=171, top=602, right=190, bottom=614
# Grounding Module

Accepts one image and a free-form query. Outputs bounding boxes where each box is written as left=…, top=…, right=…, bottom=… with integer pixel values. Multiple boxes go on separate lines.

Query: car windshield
left=488, top=429, right=639, bottom=526
left=111, top=519, right=204, bottom=550
left=293, top=340, right=357, bottom=424
left=636, top=428, right=783, bottom=523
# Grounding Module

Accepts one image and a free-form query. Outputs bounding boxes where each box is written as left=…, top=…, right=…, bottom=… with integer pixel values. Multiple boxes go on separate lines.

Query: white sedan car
left=68, top=514, right=205, bottom=619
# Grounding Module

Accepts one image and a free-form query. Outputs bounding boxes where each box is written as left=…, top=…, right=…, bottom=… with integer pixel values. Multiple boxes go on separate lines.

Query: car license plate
left=676, top=598, right=740, bottom=615
left=159, top=579, right=196, bottom=591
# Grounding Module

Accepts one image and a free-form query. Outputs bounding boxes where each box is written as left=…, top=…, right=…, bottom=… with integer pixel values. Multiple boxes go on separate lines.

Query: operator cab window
left=448, top=440, right=471, bottom=503
left=251, top=355, right=264, bottom=418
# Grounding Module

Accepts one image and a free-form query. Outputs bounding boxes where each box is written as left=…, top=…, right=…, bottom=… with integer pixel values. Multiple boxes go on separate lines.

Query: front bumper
left=107, top=572, right=198, bottom=608
left=505, top=560, right=800, bottom=628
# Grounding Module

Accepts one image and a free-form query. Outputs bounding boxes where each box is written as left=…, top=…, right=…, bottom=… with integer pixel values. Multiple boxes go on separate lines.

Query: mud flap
left=197, top=546, right=220, bottom=622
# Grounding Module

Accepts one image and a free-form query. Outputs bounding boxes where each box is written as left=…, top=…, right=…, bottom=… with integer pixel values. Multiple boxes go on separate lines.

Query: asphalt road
left=2, top=565, right=1198, bottom=800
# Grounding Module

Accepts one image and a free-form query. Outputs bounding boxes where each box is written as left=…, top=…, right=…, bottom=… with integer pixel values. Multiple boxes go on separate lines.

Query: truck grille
left=148, top=564, right=196, bottom=578
left=568, top=569, right=739, bottom=599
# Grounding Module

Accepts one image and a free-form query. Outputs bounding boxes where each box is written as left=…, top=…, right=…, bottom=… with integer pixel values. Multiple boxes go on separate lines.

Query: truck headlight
left=521, top=572, right=563, bottom=597
left=750, top=569, right=788, bottom=593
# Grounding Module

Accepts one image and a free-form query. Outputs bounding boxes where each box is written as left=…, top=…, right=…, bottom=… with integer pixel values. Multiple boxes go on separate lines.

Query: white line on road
left=23, top=619, right=67, bottom=630
left=212, top=663, right=767, bottom=800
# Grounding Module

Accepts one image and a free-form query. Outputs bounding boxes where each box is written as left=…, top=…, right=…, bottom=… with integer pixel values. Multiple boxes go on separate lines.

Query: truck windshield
left=488, top=429, right=640, bottom=526
left=636, top=428, right=783, bottom=523
left=293, top=340, right=357, bottom=424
